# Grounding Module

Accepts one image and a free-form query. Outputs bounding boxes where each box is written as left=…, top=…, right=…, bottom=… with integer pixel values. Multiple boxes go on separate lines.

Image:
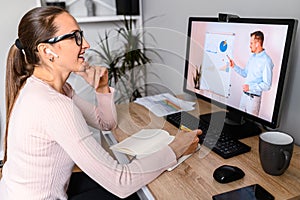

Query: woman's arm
left=72, top=90, right=117, bottom=130
left=63, top=66, right=117, bottom=130
left=48, top=99, right=176, bottom=198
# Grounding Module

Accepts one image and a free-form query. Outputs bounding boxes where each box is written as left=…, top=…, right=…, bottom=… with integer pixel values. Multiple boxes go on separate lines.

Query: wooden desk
left=113, top=99, right=300, bottom=200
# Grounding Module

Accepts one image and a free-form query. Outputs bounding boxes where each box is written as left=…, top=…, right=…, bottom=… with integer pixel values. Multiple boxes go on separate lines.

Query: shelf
left=75, top=15, right=140, bottom=23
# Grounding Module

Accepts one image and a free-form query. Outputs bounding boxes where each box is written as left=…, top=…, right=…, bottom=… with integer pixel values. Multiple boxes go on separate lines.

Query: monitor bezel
left=183, top=16, right=297, bottom=129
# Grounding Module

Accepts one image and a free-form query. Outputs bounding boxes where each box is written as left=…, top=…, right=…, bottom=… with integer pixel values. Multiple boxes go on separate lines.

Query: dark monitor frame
left=183, top=16, right=297, bottom=129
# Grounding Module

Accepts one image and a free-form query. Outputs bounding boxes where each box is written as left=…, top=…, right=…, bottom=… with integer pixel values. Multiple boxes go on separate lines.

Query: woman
left=0, top=6, right=200, bottom=199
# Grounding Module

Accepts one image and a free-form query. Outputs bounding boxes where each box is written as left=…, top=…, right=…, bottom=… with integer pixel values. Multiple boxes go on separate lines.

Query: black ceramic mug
left=259, top=131, right=294, bottom=176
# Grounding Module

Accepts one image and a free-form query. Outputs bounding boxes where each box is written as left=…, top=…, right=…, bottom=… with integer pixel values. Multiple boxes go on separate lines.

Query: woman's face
left=50, top=12, right=90, bottom=73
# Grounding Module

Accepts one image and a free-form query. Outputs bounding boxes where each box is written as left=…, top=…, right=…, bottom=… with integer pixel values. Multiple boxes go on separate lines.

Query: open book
left=110, top=129, right=175, bottom=159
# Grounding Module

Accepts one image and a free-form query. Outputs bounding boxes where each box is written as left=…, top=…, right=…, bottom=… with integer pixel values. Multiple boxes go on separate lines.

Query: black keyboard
left=165, top=111, right=251, bottom=159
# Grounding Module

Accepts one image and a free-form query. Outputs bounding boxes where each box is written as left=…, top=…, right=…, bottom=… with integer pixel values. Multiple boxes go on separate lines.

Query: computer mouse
left=213, top=165, right=245, bottom=184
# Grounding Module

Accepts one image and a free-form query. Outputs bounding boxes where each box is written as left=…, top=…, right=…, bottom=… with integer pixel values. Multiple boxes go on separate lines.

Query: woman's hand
left=169, top=129, right=202, bottom=159
left=75, top=64, right=110, bottom=93
left=94, top=67, right=110, bottom=93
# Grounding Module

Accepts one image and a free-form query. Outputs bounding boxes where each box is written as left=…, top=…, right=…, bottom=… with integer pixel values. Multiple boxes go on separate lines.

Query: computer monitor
left=183, top=16, right=297, bottom=138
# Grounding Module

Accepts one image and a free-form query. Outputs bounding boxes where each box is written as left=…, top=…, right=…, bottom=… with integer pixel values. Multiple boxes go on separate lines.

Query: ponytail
left=3, top=44, right=34, bottom=163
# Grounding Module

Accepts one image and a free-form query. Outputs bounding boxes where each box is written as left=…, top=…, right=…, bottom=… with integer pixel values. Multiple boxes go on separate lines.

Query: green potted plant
left=193, top=65, right=202, bottom=89
left=87, top=16, right=162, bottom=103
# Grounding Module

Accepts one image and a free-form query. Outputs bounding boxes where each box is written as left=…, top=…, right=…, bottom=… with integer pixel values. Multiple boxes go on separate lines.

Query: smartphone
left=212, top=184, right=274, bottom=200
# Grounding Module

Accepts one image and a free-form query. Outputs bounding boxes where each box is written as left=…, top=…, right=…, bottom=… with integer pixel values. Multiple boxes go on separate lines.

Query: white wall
left=0, top=1, right=38, bottom=157
left=1, top=0, right=300, bottom=155
left=142, top=0, right=300, bottom=144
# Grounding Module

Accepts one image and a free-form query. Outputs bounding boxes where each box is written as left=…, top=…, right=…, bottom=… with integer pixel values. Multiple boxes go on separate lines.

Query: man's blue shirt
left=233, top=50, right=274, bottom=96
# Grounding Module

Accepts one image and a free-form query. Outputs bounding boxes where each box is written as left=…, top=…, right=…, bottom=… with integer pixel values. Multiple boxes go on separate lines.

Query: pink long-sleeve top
left=0, top=75, right=177, bottom=199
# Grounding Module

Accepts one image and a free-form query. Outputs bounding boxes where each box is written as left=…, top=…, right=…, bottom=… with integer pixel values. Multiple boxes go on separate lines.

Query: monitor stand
left=199, top=111, right=262, bottom=139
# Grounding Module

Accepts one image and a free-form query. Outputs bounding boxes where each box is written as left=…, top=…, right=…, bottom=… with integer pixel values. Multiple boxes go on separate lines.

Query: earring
left=49, top=57, right=54, bottom=62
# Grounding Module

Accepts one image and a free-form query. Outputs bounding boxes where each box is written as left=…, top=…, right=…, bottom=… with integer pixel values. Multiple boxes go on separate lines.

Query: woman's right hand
left=75, top=64, right=110, bottom=93
left=169, top=129, right=202, bottom=159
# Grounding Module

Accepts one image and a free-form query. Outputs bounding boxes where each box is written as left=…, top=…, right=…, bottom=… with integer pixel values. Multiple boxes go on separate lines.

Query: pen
left=179, top=124, right=192, bottom=132
left=226, top=54, right=231, bottom=60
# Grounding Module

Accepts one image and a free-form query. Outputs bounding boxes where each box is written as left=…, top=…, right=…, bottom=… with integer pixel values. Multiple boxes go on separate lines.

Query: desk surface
left=113, top=99, right=300, bottom=200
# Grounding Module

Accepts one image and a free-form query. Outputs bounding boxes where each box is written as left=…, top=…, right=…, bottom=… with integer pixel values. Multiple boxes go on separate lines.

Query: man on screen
left=228, top=30, right=274, bottom=116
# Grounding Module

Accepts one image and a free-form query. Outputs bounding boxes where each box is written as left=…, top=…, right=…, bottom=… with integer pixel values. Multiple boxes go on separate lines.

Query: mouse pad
left=212, top=184, right=274, bottom=200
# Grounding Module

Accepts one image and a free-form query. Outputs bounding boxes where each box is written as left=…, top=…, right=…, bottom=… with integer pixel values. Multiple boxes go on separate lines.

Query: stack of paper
left=110, top=129, right=175, bottom=159
left=134, top=93, right=195, bottom=117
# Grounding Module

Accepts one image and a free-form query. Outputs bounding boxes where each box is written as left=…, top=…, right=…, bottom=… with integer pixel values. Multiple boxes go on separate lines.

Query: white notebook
left=110, top=129, right=175, bottom=159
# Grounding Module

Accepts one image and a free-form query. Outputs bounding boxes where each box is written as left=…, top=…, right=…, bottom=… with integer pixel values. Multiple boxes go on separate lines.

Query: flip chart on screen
left=200, top=32, right=235, bottom=98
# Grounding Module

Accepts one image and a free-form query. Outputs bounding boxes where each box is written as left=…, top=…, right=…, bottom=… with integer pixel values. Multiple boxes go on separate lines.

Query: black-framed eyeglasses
left=43, top=30, right=83, bottom=46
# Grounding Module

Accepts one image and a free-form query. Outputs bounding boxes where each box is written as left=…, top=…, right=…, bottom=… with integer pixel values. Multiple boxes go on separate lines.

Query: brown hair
left=251, top=30, right=264, bottom=46
left=4, top=6, right=67, bottom=162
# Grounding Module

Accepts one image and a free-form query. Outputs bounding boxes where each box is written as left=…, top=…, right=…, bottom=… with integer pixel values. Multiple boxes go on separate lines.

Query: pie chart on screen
left=219, top=40, right=228, bottom=52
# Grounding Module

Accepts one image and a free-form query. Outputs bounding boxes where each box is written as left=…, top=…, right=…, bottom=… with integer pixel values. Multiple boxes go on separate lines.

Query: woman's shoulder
left=23, top=76, right=73, bottom=107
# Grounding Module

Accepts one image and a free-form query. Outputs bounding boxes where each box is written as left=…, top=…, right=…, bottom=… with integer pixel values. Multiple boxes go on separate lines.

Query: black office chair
left=67, top=172, right=140, bottom=200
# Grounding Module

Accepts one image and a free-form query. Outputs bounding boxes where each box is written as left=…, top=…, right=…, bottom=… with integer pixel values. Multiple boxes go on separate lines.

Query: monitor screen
left=183, top=16, right=297, bottom=130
